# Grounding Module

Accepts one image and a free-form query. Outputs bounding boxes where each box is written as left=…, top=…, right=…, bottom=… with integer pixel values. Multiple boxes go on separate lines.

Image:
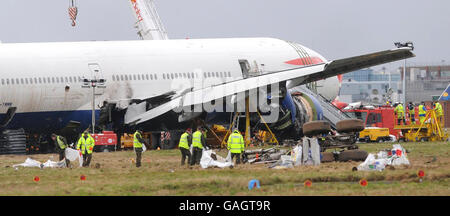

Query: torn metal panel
left=124, top=102, right=147, bottom=124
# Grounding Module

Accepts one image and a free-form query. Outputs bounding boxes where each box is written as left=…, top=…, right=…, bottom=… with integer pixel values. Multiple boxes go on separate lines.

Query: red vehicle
left=92, top=131, right=118, bottom=152
left=343, top=106, right=402, bottom=139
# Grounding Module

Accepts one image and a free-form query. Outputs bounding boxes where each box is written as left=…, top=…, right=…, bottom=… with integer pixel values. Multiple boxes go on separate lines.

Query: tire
left=321, top=152, right=335, bottom=162
left=337, top=150, right=368, bottom=162
left=102, top=146, right=110, bottom=152
left=302, top=121, right=331, bottom=136
left=336, top=119, right=364, bottom=133
left=376, top=137, right=384, bottom=143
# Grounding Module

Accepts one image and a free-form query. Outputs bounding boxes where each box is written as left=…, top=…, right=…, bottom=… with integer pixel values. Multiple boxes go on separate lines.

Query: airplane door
left=239, top=59, right=261, bottom=78
left=239, top=59, right=250, bottom=78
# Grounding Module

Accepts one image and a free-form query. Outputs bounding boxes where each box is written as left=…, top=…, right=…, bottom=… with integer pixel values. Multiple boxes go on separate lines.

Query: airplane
left=0, top=38, right=414, bottom=142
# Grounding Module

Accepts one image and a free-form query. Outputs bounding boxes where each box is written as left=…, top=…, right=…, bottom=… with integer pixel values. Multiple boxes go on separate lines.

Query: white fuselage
left=0, top=38, right=338, bottom=116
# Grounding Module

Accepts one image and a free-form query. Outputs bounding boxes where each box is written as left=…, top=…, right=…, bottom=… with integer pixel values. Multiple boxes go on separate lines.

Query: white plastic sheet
left=12, top=158, right=42, bottom=168
left=65, top=148, right=83, bottom=167
left=200, top=150, right=233, bottom=169
left=13, top=158, right=66, bottom=168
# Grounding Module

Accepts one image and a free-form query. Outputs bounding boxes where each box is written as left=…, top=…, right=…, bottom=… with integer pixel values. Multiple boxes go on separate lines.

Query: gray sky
left=1, top=0, right=449, bottom=71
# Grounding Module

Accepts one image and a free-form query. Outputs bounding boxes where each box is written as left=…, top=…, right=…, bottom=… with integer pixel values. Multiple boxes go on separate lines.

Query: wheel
left=336, top=119, right=365, bottom=133
left=337, top=150, right=368, bottom=162
left=302, top=121, right=331, bottom=136
left=376, top=137, right=384, bottom=143
left=320, top=152, right=335, bottom=163
left=102, top=146, right=110, bottom=152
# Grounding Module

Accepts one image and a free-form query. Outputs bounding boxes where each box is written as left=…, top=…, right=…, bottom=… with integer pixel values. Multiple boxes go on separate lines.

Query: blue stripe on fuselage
left=0, top=110, right=99, bottom=133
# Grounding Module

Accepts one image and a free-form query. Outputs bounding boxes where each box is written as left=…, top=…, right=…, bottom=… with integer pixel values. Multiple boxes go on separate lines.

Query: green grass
left=0, top=141, right=449, bottom=196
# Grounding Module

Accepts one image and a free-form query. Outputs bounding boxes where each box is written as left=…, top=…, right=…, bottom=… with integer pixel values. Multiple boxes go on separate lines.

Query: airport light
left=81, top=77, right=106, bottom=134
left=394, top=42, right=414, bottom=112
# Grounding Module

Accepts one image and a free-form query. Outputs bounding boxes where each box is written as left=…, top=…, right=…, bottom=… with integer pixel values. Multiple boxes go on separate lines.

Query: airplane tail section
left=438, top=83, right=450, bottom=101
left=129, top=0, right=169, bottom=40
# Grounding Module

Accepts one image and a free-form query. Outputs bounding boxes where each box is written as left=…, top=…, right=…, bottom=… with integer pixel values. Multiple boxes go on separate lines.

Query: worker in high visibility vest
left=77, top=131, right=95, bottom=167
left=434, top=101, right=444, bottom=126
left=408, top=102, right=416, bottom=125
left=133, top=130, right=146, bottom=168
left=394, top=103, right=405, bottom=125
left=227, top=129, right=245, bottom=164
left=418, top=102, right=427, bottom=124
left=178, top=128, right=192, bottom=166
left=190, top=127, right=206, bottom=165
left=51, top=133, right=70, bottom=167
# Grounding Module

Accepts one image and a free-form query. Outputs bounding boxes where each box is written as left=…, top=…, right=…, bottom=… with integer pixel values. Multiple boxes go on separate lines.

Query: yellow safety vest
left=192, top=131, right=203, bottom=149
left=77, top=134, right=95, bottom=154
left=435, top=102, right=443, bottom=116
left=395, top=104, right=404, bottom=118
left=56, top=136, right=67, bottom=150
left=418, top=105, right=426, bottom=117
left=227, top=131, right=245, bottom=154
left=133, top=131, right=143, bottom=148
left=178, top=132, right=189, bottom=149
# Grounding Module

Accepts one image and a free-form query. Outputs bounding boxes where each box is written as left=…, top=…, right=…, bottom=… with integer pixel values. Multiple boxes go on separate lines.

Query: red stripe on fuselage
left=285, top=57, right=324, bottom=66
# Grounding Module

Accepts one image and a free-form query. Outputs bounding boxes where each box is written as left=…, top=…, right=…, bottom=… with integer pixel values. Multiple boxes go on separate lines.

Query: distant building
left=402, top=64, right=450, bottom=103
left=339, top=68, right=402, bottom=104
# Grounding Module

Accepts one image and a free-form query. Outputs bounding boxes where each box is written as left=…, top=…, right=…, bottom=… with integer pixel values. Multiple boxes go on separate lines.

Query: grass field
left=0, top=141, right=449, bottom=196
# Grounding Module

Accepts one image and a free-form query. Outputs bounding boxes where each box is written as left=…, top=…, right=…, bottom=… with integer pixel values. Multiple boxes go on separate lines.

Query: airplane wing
left=126, top=47, right=415, bottom=125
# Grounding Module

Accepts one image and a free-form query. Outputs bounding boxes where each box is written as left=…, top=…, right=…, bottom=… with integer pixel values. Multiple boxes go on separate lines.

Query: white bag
left=357, top=154, right=387, bottom=171
left=200, top=150, right=233, bottom=169
left=65, top=148, right=83, bottom=167
left=291, top=145, right=302, bottom=166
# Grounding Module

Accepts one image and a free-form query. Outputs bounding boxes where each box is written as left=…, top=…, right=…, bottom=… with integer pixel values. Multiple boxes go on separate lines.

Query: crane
left=128, top=0, right=169, bottom=40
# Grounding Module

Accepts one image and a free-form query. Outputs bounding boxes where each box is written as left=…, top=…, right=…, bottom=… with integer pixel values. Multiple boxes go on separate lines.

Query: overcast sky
left=1, top=0, right=449, bottom=71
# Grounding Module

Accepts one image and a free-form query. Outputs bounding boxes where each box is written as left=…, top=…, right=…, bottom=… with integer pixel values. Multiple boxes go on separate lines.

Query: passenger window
left=163, top=74, right=166, bottom=79
left=155, top=74, right=158, bottom=80
left=146, top=74, right=149, bottom=80
left=11, top=79, right=15, bottom=85
left=65, top=77, right=68, bottom=83
left=1, top=79, right=4, bottom=85
left=26, top=78, right=29, bottom=84
left=228, top=72, right=231, bottom=77
left=175, top=73, right=178, bottom=79
left=7, top=79, right=10, bottom=85
left=170, top=73, right=174, bottom=79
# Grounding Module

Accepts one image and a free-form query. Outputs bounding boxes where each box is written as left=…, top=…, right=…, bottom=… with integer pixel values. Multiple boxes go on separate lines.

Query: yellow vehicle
left=396, top=110, right=448, bottom=142
left=120, top=132, right=152, bottom=149
left=358, top=127, right=391, bottom=143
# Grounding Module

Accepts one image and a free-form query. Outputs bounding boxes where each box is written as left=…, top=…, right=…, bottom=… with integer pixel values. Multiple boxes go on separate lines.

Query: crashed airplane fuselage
left=0, top=38, right=414, bottom=135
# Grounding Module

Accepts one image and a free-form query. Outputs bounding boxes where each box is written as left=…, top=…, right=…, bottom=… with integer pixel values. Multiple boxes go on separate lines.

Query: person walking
left=77, top=131, right=95, bottom=167
left=227, top=129, right=245, bottom=165
left=178, top=128, right=192, bottom=166
left=51, top=134, right=70, bottom=167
